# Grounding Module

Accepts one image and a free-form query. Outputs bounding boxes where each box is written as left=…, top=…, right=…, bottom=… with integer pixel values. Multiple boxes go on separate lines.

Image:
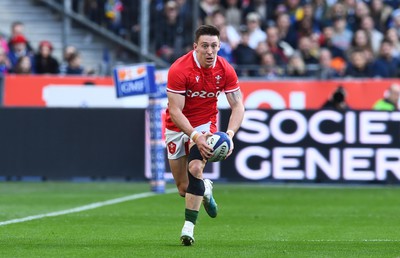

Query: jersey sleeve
left=167, top=62, right=187, bottom=94
left=224, top=62, right=240, bottom=93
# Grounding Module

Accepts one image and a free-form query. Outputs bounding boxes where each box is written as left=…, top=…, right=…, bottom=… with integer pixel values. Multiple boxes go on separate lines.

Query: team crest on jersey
left=167, top=142, right=176, bottom=154
left=215, top=75, right=222, bottom=84
left=195, top=76, right=200, bottom=82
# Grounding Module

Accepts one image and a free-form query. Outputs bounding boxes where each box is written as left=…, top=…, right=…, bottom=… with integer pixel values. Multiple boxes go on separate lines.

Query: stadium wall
left=1, top=108, right=399, bottom=184
left=1, top=75, right=400, bottom=184
left=0, top=108, right=146, bottom=180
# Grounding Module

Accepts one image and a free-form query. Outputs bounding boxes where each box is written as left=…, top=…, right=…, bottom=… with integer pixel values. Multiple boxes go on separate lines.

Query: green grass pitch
left=1, top=182, right=399, bottom=257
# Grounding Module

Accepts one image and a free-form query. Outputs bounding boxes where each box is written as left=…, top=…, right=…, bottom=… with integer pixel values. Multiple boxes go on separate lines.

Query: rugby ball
left=206, top=132, right=231, bottom=162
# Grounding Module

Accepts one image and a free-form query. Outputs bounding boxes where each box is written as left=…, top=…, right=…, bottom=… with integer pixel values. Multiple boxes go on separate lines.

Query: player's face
left=194, top=35, right=220, bottom=68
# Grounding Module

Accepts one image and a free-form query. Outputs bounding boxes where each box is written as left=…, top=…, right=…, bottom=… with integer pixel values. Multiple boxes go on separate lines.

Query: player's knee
left=188, top=160, right=204, bottom=177
left=186, top=171, right=205, bottom=196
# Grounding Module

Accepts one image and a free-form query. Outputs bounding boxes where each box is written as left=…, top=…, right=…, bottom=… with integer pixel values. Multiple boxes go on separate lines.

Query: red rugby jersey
left=165, top=50, right=240, bottom=132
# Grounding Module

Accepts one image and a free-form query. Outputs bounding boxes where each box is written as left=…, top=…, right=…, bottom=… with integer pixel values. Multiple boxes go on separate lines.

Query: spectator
left=322, top=86, right=349, bottom=110
left=244, top=12, right=267, bottom=49
left=155, top=0, right=192, bottom=63
left=8, top=35, right=33, bottom=69
left=274, top=3, right=289, bottom=22
left=199, top=0, right=224, bottom=25
left=373, top=84, right=400, bottom=110
left=319, top=24, right=346, bottom=59
left=175, top=0, right=193, bottom=32
left=7, top=21, right=33, bottom=53
left=360, top=15, right=384, bottom=54
left=353, top=1, right=370, bottom=31
left=297, top=36, right=319, bottom=65
left=296, top=16, right=320, bottom=41
left=347, top=29, right=374, bottom=63
left=33, top=41, right=60, bottom=74
left=311, top=0, right=330, bottom=25
left=12, top=56, right=33, bottom=74
left=314, top=48, right=341, bottom=79
left=258, top=51, right=283, bottom=79
left=344, top=48, right=374, bottom=78
left=372, top=39, right=399, bottom=78
left=285, top=52, right=310, bottom=77
left=283, top=0, right=305, bottom=26
left=210, top=9, right=241, bottom=49
left=297, top=2, right=320, bottom=37
left=389, top=9, right=400, bottom=37
left=0, top=47, right=11, bottom=76
left=218, top=26, right=234, bottom=63
left=369, top=0, right=393, bottom=33
left=275, top=13, right=297, bottom=49
left=266, top=25, right=293, bottom=65
left=223, top=0, right=242, bottom=31
left=385, top=28, right=400, bottom=58
left=331, top=16, right=353, bottom=51
left=343, top=0, right=357, bottom=30
left=319, top=24, right=347, bottom=74
left=0, top=33, right=9, bottom=54
left=328, top=2, right=347, bottom=21
left=60, top=45, right=78, bottom=75
left=104, top=0, right=124, bottom=35
left=232, top=29, right=259, bottom=76
left=241, top=0, right=275, bottom=28
left=255, top=41, right=269, bottom=57
left=65, top=52, right=85, bottom=75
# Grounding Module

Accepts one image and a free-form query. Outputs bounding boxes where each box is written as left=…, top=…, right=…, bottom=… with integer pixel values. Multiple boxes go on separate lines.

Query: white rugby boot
left=180, top=221, right=195, bottom=246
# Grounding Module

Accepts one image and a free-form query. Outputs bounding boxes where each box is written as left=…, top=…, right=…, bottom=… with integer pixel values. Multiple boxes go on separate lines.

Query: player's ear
left=193, top=42, right=198, bottom=51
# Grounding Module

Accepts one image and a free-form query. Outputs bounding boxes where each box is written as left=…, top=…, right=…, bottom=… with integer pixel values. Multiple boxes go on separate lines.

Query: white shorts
left=165, top=122, right=212, bottom=160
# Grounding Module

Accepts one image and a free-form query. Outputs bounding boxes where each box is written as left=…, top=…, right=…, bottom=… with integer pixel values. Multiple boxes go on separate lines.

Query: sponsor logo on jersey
left=186, top=90, right=221, bottom=98
left=196, top=76, right=200, bottom=82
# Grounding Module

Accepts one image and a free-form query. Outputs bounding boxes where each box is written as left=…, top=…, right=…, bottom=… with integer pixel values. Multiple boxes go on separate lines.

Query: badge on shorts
left=167, top=142, right=176, bottom=154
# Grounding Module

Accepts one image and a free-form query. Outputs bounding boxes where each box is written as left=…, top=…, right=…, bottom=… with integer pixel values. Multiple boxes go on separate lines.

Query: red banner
left=4, top=75, right=113, bottom=107
left=239, top=80, right=400, bottom=110
left=3, top=75, right=399, bottom=109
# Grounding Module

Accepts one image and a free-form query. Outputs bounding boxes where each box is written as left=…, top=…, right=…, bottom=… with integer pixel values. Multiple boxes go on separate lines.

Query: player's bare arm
left=167, top=92, right=213, bottom=159
left=226, top=90, right=245, bottom=133
left=225, top=90, right=245, bottom=157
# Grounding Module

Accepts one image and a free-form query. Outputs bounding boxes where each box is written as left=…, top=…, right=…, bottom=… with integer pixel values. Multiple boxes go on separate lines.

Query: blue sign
left=113, top=63, right=156, bottom=98
left=150, top=69, right=168, bottom=99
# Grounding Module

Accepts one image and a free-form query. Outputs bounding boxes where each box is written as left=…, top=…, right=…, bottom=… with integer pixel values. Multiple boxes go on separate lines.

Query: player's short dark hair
left=194, top=25, right=220, bottom=43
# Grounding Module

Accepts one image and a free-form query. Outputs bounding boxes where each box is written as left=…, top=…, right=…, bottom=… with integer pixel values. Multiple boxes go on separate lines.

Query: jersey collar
left=192, top=50, right=217, bottom=69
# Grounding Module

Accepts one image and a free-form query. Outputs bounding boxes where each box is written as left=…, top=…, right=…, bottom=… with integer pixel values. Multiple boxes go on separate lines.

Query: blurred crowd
left=3, top=0, right=400, bottom=79
left=0, top=21, right=93, bottom=77
left=76, top=0, right=400, bottom=78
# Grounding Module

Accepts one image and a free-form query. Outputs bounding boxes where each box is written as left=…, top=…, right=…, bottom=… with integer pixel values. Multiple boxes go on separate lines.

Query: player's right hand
left=195, top=132, right=213, bottom=160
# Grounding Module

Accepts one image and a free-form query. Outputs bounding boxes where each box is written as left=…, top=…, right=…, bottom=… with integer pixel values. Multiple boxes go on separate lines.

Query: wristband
left=190, top=130, right=199, bottom=142
left=226, top=129, right=235, bottom=138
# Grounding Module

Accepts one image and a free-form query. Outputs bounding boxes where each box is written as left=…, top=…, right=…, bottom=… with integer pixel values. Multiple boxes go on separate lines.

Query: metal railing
left=39, top=0, right=170, bottom=68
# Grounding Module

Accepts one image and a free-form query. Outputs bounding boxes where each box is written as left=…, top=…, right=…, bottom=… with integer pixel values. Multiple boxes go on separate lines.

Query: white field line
left=0, top=188, right=177, bottom=227
left=276, top=239, right=400, bottom=242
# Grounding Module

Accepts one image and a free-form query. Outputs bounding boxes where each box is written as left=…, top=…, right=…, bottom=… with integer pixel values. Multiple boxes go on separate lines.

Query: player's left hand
left=225, top=134, right=234, bottom=159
